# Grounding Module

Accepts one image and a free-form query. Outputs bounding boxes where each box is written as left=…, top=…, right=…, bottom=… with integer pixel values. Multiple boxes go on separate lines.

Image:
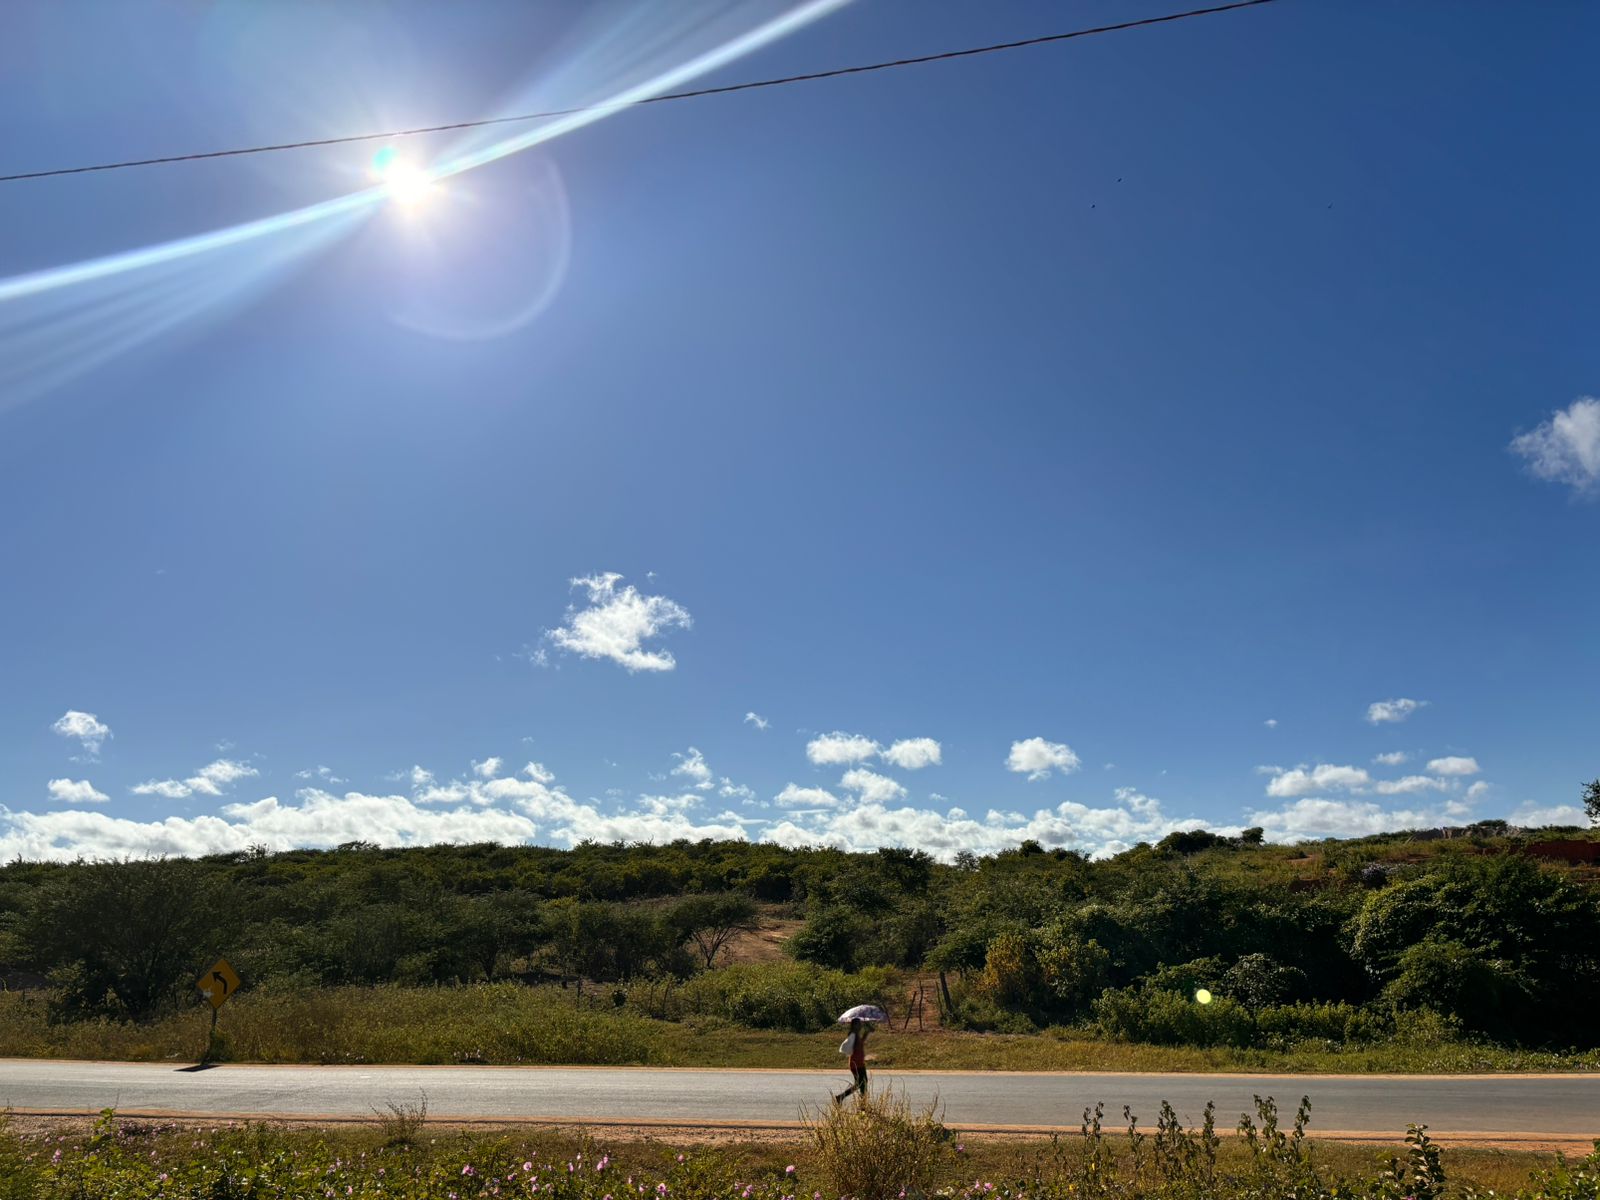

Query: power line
left=0, top=0, right=1278, bottom=185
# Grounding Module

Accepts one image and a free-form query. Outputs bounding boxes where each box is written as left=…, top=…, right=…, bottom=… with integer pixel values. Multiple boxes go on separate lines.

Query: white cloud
left=806, top=732, right=879, bottom=766
left=1508, top=802, right=1588, bottom=828
left=743, top=712, right=769, bottom=731
left=523, top=761, right=555, bottom=784
left=132, top=758, right=258, bottom=800
left=839, top=768, right=907, bottom=805
left=1427, top=755, right=1480, bottom=777
left=719, top=778, right=756, bottom=804
left=670, top=747, right=714, bottom=791
left=188, top=759, right=258, bottom=795
left=1372, top=774, right=1449, bottom=795
left=1464, top=780, right=1492, bottom=801
left=1373, top=751, right=1410, bottom=766
left=775, top=783, right=839, bottom=810
left=1264, top=763, right=1371, bottom=798
left=130, top=779, right=191, bottom=799
left=1510, top=396, right=1600, bottom=496
left=763, top=786, right=1200, bottom=860
left=472, top=757, right=503, bottom=780
left=545, top=572, right=691, bottom=672
left=1264, top=718, right=1278, bottom=729
left=3, top=756, right=756, bottom=863
left=52, top=710, right=111, bottom=756
left=881, top=738, right=942, bottom=770
left=1246, top=797, right=1467, bottom=842
left=47, top=778, right=108, bottom=805
left=294, top=766, right=345, bottom=783
left=410, top=765, right=434, bottom=787
left=1367, top=698, right=1427, bottom=724
left=1006, top=737, right=1081, bottom=781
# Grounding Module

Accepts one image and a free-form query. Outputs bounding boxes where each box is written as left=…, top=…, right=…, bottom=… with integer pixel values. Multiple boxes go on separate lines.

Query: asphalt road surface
left=3, top=1061, right=1596, bottom=1145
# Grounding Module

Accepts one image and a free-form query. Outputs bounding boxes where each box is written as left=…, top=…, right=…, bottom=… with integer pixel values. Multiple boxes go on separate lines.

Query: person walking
left=834, top=1016, right=870, bottom=1104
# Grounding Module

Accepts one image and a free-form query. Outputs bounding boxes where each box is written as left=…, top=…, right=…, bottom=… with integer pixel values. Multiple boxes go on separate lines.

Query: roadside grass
left=1, top=1106, right=1589, bottom=1199
left=3, top=986, right=1597, bottom=1074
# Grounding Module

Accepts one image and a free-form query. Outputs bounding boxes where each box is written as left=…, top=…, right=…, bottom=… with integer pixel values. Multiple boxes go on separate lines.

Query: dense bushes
left=2, top=831, right=1598, bottom=1052
left=626, top=962, right=895, bottom=1032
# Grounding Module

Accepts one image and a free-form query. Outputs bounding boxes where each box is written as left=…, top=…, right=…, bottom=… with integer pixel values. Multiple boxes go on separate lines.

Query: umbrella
left=837, top=1004, right=888, bottom=1024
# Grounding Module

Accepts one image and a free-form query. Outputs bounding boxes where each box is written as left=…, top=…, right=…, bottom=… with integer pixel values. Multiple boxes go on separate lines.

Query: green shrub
left=626, top=962, right=894, bottom=1032
left=1093, top=986, right=1255, bottom=1048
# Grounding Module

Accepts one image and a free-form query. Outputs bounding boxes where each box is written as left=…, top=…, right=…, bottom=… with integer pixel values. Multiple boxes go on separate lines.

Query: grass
left=2, top=1105, right=1594, bottom=1199
left=2, top=985, right=1597, bottom=1074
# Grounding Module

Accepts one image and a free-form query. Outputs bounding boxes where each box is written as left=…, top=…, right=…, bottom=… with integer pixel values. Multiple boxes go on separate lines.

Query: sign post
left=195, top=958, right=241, bottom=1064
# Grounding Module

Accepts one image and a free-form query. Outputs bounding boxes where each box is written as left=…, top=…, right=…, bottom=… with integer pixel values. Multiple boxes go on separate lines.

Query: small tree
left=670, top=893, right=759, bottom=969
left=1584, top=778, right=1600, bottom=826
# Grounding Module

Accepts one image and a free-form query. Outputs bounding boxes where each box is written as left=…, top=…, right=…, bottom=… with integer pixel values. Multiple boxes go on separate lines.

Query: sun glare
left=370, top=146, right=435, bottom=206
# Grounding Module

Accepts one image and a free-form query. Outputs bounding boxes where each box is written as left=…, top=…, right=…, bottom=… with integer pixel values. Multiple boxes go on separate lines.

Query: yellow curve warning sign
left=197, top=958, right=241, bottom=1009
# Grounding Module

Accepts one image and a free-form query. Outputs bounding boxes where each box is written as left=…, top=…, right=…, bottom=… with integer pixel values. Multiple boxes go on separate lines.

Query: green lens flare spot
left=371, top=145, right=399, bottom=173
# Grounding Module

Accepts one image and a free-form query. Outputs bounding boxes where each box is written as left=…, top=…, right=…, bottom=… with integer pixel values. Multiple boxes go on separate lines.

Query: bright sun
left=369, top=146, right=435, bottom=206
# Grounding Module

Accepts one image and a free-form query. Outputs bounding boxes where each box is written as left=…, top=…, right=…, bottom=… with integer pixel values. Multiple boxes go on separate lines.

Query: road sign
left=197, top=958, right=241, bottom=1010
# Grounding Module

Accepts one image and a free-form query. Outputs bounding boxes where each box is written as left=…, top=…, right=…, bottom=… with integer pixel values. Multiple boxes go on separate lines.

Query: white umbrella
left=837, top=1004, right=888, bottom=1024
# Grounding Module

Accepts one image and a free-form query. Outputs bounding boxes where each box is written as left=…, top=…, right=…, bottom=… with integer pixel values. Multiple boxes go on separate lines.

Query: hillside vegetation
left=1, top=826, right=1597, bottom=1066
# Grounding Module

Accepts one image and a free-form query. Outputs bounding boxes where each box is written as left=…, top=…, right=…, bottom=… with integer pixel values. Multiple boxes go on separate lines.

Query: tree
left=23, top=859, right=232, bottom=1016
left=1584, top=778, right=1600, bottom=826
left=670, top=894, right=759, bottom=969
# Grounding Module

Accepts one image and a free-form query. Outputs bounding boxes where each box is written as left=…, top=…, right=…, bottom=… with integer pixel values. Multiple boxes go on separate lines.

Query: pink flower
left=658, top=1184, right=670, bottom=1195
left=525, top=1162, right=534, bottom=1171
left=464, top=1165, right=476, bottom=1176
left=786, top=1165, right=796, bottom=1175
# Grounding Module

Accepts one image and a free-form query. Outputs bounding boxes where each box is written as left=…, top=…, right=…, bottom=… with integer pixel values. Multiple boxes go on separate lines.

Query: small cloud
left=1427, top=755, right=1480, bottom=777
left=523, top=761, right=555, bottom=784
left=52, top=710, right=111, bottom=756
left=295, top=765, right=345, bottom=783
left=806, top=732, right=879, bottom=766
left=1263, top=718, right=1278, bottom=729
left=1373, top=751, right=1410, bottom=766
left=1366, top=698, right=1428, bottom=725
left=743, top=712, right=769, bottom=731
left=1006, top=737, right=1080, bottom=781
left=1509, top=396, right=1600, bottom=496
left=1264, top=763, right=1371, bottom=798
left=545, top=572, right=691, bottom=672
left=1464, top=780, right=1493, bottom=802
left=47, top=778, right=108, bottom=804
left=132, top=758, right=258, bottom=799
left=472, top=757, right=503, bottom=780
left=1372, top=775, right=1449, bottom=795
left=775, top=783, right=839, bottom=809
left=670, top=747, right=714, bottom=791
left=840, top=768, right=907, bottom=805
left=718, top=778, right=756, bottom=804
left=881, top=738, right=941, bottom=770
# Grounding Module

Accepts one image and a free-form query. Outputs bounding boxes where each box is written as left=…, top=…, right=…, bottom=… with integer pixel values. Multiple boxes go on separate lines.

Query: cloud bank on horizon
left=5, top=676, right=1571, bottom=863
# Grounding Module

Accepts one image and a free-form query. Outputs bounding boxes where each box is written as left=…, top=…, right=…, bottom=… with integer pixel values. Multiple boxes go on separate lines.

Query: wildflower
left=525, top=1162, right=534, bottom=1172
left=786, top=1165, right=796, bottom=1176
left=659, top=1184, right=670, bottom=1195
left=465, top=1165, right=477, bottom=1176
left=677, top=1154, right=686, bottom=1163
left=956, top=1144, right=966, bottom=1153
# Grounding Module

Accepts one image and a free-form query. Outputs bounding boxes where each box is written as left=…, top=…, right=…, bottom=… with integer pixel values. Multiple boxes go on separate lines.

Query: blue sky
left=2, top=0, right=1596, bottom=861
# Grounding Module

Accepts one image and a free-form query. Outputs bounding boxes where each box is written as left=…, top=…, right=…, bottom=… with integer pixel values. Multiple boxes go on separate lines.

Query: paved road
left=2, top=1061, right=1596, bottom=1144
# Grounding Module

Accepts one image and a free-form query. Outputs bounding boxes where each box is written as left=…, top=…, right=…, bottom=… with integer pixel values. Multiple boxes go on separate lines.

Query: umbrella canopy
left=837, top=1004, right=888, bottom=1024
